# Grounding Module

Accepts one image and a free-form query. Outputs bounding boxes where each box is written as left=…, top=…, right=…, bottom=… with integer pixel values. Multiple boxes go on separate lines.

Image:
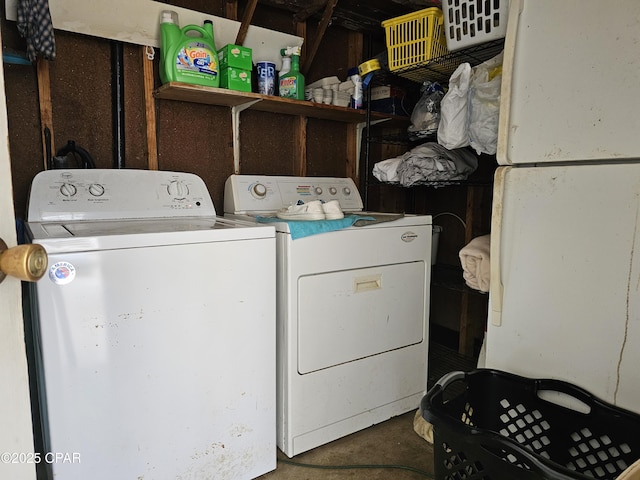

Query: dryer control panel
left=224, top=174, right=364, bottom=215
left=27, top=169, right=216, bottom=222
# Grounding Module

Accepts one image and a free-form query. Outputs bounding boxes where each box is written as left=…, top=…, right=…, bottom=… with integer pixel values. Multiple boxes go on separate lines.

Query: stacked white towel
left=459, top=234, right=490, bottom=293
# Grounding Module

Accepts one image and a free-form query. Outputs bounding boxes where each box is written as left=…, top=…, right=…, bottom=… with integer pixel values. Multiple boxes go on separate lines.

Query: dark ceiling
left=260, top=0, right=442, bottom=38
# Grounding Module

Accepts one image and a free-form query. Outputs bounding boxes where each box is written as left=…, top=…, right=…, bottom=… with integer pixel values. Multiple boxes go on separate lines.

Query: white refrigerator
left=485, top=0, right=640, bottom=414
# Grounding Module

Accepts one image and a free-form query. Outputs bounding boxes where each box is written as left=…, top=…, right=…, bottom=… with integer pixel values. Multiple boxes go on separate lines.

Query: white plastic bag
left=468, top=52, right=503, bottom=155
left=437, top=62, right=471, bottom=149
left=408, top=82, right=445, bottom=140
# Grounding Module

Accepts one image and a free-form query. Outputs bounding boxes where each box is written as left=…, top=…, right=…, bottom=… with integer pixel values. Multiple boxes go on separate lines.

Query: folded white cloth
left=372, top=156, right=403, bottom=183
left=459, top=234, right=491, bottom=293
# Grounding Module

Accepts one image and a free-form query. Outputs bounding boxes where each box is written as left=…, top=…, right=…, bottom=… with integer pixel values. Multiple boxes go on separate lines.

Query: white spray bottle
left=278, top=46, right=305, bottom=100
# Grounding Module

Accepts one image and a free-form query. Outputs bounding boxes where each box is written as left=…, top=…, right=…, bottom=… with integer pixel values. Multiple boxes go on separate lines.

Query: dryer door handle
left=353, top=274, right=382, bottom=293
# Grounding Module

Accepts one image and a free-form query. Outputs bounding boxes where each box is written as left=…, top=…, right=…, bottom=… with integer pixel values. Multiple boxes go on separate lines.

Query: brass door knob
left=0, top=238, right=48, bottom=283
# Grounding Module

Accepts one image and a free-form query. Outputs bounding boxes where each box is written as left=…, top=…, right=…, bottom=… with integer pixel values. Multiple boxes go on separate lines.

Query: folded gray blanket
left=373, top=143, right=478, bottom=186
left=397, top=143, right=478, bottom=186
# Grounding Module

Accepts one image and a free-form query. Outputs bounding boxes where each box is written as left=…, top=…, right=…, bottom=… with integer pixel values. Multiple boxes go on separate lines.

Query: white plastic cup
left=322, top=89, right=333, bottom=104
left=312, top=87, right=324, bottom=103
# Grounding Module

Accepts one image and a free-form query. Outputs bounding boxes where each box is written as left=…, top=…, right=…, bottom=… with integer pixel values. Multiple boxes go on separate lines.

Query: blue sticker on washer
left=49, top=262, right=76, bottom=285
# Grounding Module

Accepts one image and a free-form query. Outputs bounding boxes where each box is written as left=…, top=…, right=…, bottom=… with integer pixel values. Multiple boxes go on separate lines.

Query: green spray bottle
left=159, top=10, right=219, bottom=88
left=278, top=46, right=305, bottom=100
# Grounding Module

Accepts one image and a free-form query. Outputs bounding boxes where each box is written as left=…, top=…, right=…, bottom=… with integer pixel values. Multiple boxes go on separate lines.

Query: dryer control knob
left=329, top=187, right=337, bottom=195
left=59, top=183, right=77, bottom=197
left=251, top=183, right=267, bottom=198
left=167, top=180, right=189, bottom=198
left=342, top=187, right=351, bottom=196
left=314, top=187, right=323, bottom=195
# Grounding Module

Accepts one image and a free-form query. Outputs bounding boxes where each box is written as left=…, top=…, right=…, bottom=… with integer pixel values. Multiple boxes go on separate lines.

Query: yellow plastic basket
left=382, top=7, right=449, bottom=75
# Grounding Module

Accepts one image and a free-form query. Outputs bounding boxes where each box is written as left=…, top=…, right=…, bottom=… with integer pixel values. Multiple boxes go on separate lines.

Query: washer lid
left=27, top=217, right=274, bottom=254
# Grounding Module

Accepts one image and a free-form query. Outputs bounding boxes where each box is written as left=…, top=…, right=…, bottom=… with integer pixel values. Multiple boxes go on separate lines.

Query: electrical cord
left=277, top=457, right=435, bottom=478
left=433, top=212, right=467, bottom=229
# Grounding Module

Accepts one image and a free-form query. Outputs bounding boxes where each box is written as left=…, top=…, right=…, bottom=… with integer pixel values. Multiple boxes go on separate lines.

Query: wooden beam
left=458, top=186, right=482, bottom=356
left=141, top=46, right=158, bottom=170
left=347, top=30, right=363, bottom=70
left=346, top=124, right=357, bottom=180
left=224, top=0, right=238, bottom=21
left=294, top=116, right=307, bottom=176
left=301, top=0, right=338, bottom=75
left=295, top=18, right=306, bottom=48
left=235, top=0, right=259, bottom=46
left=346, top=30, right=363, bottom=181
left=36, top=58, right=54, bottom=170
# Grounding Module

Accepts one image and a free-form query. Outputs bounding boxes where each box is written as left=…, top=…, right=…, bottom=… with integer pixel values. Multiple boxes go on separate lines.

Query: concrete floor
left=257, top=410, right=435, bottom=480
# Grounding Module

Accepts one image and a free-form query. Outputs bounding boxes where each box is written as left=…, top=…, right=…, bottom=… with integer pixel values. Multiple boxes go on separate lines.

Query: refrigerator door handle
left=490, top=167, right=508, bottom=326
left=496, top=0, right=525, bottom=166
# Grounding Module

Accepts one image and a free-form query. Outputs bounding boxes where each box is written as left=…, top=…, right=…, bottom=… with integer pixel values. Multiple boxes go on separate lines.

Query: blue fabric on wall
left=256, top=215, right=376, bottom=240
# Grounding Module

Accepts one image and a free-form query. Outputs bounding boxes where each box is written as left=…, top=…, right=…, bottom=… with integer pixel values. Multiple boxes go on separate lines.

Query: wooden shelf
left=154, top=82, right=409, bottom=125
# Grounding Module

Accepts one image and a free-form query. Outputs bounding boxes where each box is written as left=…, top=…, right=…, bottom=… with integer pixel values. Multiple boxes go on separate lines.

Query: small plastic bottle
left=280, top=56, right=291, bottom=78
left=348, top=67, right=363, bottom=109
left=278, top=47, right=305, bottom=100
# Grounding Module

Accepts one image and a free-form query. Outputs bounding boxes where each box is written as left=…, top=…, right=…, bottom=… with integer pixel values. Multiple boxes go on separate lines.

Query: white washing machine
left=25, top=169, right=276, bottom=480
left=224, top=174, right=432, bottom=457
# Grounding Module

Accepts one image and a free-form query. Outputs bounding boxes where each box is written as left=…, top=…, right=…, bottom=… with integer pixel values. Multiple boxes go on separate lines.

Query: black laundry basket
left=421, top=369, right=640, bottom=480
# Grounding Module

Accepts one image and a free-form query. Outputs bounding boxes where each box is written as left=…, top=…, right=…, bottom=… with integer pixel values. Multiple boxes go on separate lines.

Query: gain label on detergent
left=176, top=42, right=218, bottom=76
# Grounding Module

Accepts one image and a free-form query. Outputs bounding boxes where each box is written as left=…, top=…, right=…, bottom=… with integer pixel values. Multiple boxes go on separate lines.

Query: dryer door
left=297, top=261, right=427, bottom=374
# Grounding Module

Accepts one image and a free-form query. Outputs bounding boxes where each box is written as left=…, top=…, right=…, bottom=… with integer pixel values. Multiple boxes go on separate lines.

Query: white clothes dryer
left=224, top=174, right=432, bottom=457
left=26, top=169, right=276, bottom=480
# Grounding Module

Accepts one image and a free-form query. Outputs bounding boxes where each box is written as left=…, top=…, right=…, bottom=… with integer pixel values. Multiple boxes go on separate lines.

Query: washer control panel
left=27, top=169, right=216, bottom=222
left=224, top=174, right=364, bottom=215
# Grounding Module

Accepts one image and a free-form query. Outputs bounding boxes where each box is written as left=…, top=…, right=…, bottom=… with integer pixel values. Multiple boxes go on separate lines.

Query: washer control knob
left=329, top=187, right=337, bottom=195
left=342, top=186, right=351, bottom=196
left=88, top=183, right=105, bottom=197
left=251, top=183, right=267, bottom=198
left=167, top=180, right=189, bottom=198
left=314, top=187, right=323, bottom=195
left=59, top=183, right=77, bottom=197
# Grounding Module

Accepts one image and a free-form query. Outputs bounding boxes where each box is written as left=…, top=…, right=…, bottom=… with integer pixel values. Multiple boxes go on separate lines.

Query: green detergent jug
left=160, top=11, right=219, bottom=88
